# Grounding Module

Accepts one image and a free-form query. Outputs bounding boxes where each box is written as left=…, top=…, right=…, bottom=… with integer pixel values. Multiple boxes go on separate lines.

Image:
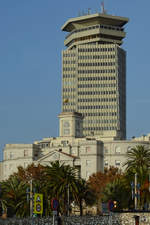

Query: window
left=24, top=162, right=28, bottom=168
left=4, top=165, right=7, bottom=173
left=10, top=152, right=13, bottom=159
left=61, top=140, right=68, bottom=147
left=104, top=148, right=108, bottom=154
left=24, top=150, right=28, bottom=157
left=86, top=160, right=91, bottom=166
left=104, top=160, right=108, bottom=166
left=127, top=146, right=132, bottom=152
left=71, top=149, right=76, bottom=155
left=86, top=147, right=91, bottom=153
left=115, top=147, right=121, bottom=154
left=9, top=164, right=12, bottom=170
left=115, top=160, right=121, bottom=166
left=86, top=171, right=90, bottom=178
left=63, top=129, right=70, bottom=135
left=4, top=152, right=7, bottom=160
left=64, top=121, right=70, bottom=127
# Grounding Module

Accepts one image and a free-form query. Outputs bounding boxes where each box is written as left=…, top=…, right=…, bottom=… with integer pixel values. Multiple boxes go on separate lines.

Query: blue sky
left=0, top=0, right=150, bottom=160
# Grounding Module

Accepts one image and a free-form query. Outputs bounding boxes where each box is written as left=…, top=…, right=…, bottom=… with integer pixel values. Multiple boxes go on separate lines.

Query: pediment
left=37, top=150, right=76, bottom=163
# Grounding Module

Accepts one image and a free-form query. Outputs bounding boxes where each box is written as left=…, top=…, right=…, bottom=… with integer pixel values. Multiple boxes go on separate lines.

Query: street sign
left=51, top=198, right=59, bottom=210
left=33, top=193, right=43, bottom=214
left=53, top=210, right=57, bottom=216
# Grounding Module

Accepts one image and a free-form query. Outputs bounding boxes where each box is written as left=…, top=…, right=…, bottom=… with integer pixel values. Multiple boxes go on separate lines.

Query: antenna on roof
left=82, top=10, right=85, bottom=16
left=88, top=8, right=91, bottom=15
left=101, top=1, right=107, bottom=14
left=78, top=11, right=81, bottom=17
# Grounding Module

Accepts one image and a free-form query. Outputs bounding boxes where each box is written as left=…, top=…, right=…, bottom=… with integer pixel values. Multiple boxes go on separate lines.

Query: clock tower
left=58, top=112, right=83, bottom=138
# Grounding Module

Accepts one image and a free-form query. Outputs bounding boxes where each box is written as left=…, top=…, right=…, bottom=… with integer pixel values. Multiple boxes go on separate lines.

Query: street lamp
left=130, top=174, right=140, bottom=210
left=26, top=180, right=36, bottom=217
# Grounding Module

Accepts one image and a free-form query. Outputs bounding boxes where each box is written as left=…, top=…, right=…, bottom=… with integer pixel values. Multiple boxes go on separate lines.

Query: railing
left=65, top=24, right=124, bottom=40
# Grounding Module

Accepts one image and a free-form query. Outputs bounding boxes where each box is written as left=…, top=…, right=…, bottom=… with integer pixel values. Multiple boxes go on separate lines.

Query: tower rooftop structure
left=62, top=13, right=129, bottom=48
left=61, top=12, right=129, bottom=139
left=62, top=13, right=129, bottom=31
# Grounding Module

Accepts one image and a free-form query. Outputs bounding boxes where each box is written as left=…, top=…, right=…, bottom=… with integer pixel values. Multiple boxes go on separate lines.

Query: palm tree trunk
left=79, top=199, right=83, bottom=216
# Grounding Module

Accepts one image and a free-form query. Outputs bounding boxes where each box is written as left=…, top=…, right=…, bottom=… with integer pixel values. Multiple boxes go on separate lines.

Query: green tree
left=13, top=164, right=51, bottom=216
left=124, top=145, right=150, bottom=182
left=45, top=161, right=78, bottom=215
left=102, top=177, right=130, bottom=210
left=88, top=166, right=122, bottom=212
left=75, top=178, right=96, bottom=216
left=124, top=145, right=150, bottom=209
left=1, top=176, right=28, bottom=217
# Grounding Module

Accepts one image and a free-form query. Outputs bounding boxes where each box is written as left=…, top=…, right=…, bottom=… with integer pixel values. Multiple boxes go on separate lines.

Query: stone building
left=1, top=112, right=150, bottom=181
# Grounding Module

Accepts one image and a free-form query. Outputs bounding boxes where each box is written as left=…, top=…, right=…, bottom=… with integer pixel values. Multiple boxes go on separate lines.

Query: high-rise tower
left=61, top=12, right=129, bottom=139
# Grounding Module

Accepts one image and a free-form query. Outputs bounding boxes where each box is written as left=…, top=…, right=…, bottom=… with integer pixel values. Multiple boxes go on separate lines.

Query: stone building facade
left=1, top=112, right=150, bottom=181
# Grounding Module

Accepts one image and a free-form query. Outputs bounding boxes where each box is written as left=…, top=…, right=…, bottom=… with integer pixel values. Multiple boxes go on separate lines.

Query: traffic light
left=113, top=201, right=117, bottom=209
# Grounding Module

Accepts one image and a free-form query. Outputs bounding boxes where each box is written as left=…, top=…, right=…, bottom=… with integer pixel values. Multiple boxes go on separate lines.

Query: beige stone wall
left=2, top=144, right=35, bottom=180
left=103, top=140, right=150, bottom=171
left=2, top=133, right=150, bottom=180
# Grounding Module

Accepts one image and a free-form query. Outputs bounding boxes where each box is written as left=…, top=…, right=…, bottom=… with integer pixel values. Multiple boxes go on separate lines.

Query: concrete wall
left=0, top=213, right=150, bottom=225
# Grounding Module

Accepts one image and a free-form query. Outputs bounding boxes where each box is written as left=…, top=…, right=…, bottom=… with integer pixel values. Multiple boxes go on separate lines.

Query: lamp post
left=135, top=173, right=138, bottom=210
left=131, top=174, right=140, bottom=210
left=67, top=184, right=69, bottom=216
left=26, top=180, right=34, bottom=217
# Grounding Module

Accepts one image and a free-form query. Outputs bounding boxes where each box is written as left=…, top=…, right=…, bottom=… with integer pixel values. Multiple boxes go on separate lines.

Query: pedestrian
left=57, top=214, right=62, bottom=225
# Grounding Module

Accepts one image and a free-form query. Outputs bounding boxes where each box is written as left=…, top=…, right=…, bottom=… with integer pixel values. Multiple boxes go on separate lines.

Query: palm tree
left=102, top=178, right=130, bottom=210
left=75, top=178, right=96, bottom=216
left=124, top=145, right=150, bottom=209
left=1, top=176, right=28, bottom=217
left=45, top=161, right=78, bottom=215
left=13, top=164, right=49, bottom=216
left=124, top=145, right=150, bottom=184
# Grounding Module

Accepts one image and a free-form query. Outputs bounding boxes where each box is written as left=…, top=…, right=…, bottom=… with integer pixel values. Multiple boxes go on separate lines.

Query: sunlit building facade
left=62, top=13, right=128, bottom=139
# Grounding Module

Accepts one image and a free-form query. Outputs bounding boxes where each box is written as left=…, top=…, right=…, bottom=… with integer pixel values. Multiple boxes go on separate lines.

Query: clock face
left=63, top=121, right=70, bottom=127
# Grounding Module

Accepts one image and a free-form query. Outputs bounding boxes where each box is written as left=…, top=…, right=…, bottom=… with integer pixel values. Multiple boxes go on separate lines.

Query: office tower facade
left=61, top=13, right=128, bottom=139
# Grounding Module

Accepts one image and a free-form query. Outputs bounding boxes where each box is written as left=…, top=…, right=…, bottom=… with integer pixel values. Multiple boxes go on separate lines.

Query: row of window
left=78, top=69, right=116, bottom=74
left=78, top=90, right=116, bottom=95
left=63, top=88, right=76, bottom=92
left=83, top=126, right=116, bottom=131
left=63, top=89, right=117, bottom=93
left=82, top=112, right=117, bottom=116
left=63, top=53, right=76, bottom=57
left=81, top=104, right=117, bottom=109
left=79, top=104, right=117, bottom=109
left=63, top=102, right=75, bottom=106
left=84, top=119, right=117, bottom=124
left=105, top=147, right=121, bottom=154
left=78, top=83, right=116, bottom=88
left=78, top=98, right=117, bottom=102
left=63, top=95, right=75, bottom=99
left=78, top=62, right=115, bottom=67
left=78, top=76, right=116, bottom=81
left=63, top=74, right=75, bottom=78
left=78, top=47, right=115, bottom=53
left=66, top=24, right=123, bottom=39
left=63, top=81, right=76, bottom=86
left=104, top=146, right=135, bottom=155
left=63, top=67, right=76, bottom=71
left=5, top=150, right=29, bottom=160
left=78, top=54, right=115, bottom=60
left=63, top=60, right=76, bottom=64
left=105, top=160, right=121, bottom=166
